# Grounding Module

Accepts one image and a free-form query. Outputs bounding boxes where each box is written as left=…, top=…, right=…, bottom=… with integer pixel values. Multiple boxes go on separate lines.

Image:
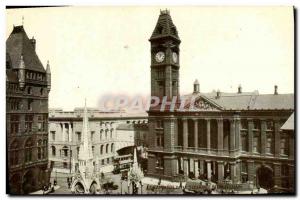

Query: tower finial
left=22, top=16, right=24, bottom=26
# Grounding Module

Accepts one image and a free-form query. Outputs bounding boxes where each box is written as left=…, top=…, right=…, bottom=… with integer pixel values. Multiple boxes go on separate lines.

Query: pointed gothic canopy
left=149, top=9, right=180, bottom=42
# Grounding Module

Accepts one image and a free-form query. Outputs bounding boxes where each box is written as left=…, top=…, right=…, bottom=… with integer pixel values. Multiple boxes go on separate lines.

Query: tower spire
left=78, top=99, right=94, bottom=176
left=22, top=16, right=24, bottom=26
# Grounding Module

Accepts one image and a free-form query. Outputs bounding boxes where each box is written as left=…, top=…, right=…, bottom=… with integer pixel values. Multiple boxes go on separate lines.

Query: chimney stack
left=238, top=84, right=242, bottom=94
left=30, top=36, right=36, bottom=50
left=274, top=85, right=278, bottom=95
left=193, top=79, right=199, bottom=93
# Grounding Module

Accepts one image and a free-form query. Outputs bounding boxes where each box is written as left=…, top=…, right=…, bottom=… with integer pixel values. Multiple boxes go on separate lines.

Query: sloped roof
left=150, top=9, right=180, bottom=41
left=281, top=112, right=294, bottom=130
left=6, top=25, right=46, bottom=73
left=183, top=91, right=294, bottom=111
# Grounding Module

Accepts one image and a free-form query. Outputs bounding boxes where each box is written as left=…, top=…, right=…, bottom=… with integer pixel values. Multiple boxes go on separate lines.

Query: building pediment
left=184, top=95, right=223, bottom=111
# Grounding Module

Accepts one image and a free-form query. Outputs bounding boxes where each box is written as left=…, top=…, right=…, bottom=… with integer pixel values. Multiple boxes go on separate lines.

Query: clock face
left=155, top=51, right=165, bottom=63
left=172, top=52, right=178, bottom=63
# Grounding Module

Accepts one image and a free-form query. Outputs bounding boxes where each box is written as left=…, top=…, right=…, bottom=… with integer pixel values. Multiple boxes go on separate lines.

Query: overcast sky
left=6, top=6, right=294, bottom=110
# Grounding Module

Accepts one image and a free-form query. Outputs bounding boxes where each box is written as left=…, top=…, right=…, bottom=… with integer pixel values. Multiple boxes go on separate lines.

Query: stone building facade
left=147, top=10, right=294, bottom=192
left=48, top=108, right=147, bottom=174
left=6, top=25, right=51, bottom=194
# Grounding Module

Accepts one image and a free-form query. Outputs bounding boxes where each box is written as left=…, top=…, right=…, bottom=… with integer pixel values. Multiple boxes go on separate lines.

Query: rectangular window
left=241, top=162, right=248, bottom=183
left=266, top=136, right=274, bottom=154
left=266, top=120, right=274, bottom=130
left=156, top=120, right=163, bottom=128
left=91, top=131, right=95, bottom=141
left=253, top=136, right=260, bottom=153
left=37, top=115, right=46, bottom=131
left=76, top=132, right=81, bottom=142
left=253, top=120, right=261, bottom=130
left=28, top=99, right=33, bottom=111
left=241, top=119, right=248, bottom=130
left=63, top=162, right=68, bottom=169
left=25, top=115, right=33, bottom=132
left=51, top=131, right=56, bottom=141
left=280, top=138, right=288, bottom=155
left=156, top=133, right=164, bottom=147
left=156, top=155, right=164, bottom=169
left=241, top=135, right=248, bottom=152
left=10, top=115, right=19, bottom=135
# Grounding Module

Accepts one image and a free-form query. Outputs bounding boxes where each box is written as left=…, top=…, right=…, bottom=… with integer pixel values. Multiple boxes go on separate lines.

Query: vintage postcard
left=5, top=6, right=294, bottom=195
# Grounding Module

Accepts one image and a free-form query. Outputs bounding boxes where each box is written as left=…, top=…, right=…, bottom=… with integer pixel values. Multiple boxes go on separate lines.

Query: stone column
left=62, top=123, right=65, bottom=142
left=190, top=159, right=194, bottom=175
left=199, top=160, right=204, bottom=175
left=261, top=120, right=267, bottom=155
left=184, top=158, right=189, bottom=177
left=69, top=123, right=72, bottom=142
left=217, top=118, right=224, bottom=153
left=174, top=119, right=178, bottom=146
left=236, top=160, right=241, bottom=183
left=206, top=160, right=212, bottom=181
left=183, top=118, right=188, bottom=150
left=206, top=119, right=211, bottom=152
left=230, top=161, right=236, bottom=183
left=180, top=157, right=183, bottom=172
left=248, top=119, right=254, bottom=154
left=274, top=120, right=280, bottom=157
left=247, top=160, right=255, bottom=183
left=235, top=119, right=241, bottom=151
left=194, top=160, right=199, bottom=178
left=193, top=119, right=198, bottom=148
left=273, top=163, right=282, bottom=187
left=217, top=161, right=224, bottom=182
left=230, top=119, right=236, bottom=153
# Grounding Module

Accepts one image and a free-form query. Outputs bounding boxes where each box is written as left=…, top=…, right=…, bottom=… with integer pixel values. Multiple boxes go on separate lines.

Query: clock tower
left=149, top=9, right=181, bottom=105
left=147, top=9, right=181, bottom=180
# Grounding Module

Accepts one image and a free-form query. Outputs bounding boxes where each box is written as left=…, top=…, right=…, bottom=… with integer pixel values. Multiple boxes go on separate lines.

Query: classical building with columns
left=48, top=107, right=148, bottom=174
left=147, top=10, right=294, bottom=192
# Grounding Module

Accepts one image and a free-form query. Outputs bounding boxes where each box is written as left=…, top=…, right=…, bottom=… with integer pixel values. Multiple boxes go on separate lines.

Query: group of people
left=42, top=180, right=57, bottom=194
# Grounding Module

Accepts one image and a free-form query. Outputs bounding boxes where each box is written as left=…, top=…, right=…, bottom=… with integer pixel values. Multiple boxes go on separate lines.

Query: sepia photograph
left=5, top=5, right=295, bottom=196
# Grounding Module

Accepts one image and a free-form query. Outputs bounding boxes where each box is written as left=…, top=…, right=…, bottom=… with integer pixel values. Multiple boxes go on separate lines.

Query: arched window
left=106, top=144, right=109, bottom=154
left=111, top=143, right=114, bottom=153
left=25, top=138, right=33, bottom=163
left=51, top=146, right=56, bottom=156
left=37, top=139, right=42, bottom=159
left=100, top=145, right=104, bottom=155
left=10, top=140, right=19, bottom=166
left=40, top=88, right=43, bottom=96
left=62, top=146, right=68, bottom=157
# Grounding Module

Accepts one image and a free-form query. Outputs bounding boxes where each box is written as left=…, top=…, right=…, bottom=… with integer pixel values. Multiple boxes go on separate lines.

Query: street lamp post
left=140, top=181, right=143, bottom=194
